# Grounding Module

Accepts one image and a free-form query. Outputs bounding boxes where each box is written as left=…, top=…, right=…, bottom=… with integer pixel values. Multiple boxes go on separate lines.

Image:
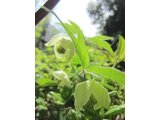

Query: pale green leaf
left=59, top=79, right=71, bottom=87
left=74, top=81, right=91, bottom=110
left=89, top=36, right=114, bottom=55
left=90, top=35, right=113, bottom=41
left=63, top=21, right=90, bottom=68
left=90, top=80, right=110, bottom=110
left=70, top=53, right=81, bottom=65
left=116, top=35, right=125, bottom=62
left=74, top=80, right=110, bottom=110
left=87, top=66, right=125, bottom=86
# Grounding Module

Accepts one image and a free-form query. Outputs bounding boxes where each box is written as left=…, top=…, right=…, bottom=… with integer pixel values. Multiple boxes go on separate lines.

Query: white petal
left=53, top=70, right=69, bottom=80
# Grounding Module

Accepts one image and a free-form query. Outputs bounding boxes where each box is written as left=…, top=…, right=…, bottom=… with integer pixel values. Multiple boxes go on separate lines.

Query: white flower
left=53, top=70, right=69, bottom=80
left=45, top=34, right=75, bottom=60
left=53, top=70, right=71, bottom=87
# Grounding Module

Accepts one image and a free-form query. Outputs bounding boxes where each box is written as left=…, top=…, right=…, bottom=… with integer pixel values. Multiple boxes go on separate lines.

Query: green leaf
left=116, top=35, right=125, bottom=62
left=89, top=35, right=113, bottom=41
left=36, top=97, right=48, bottom=110
left=52, top=92, right=65, bottom=105
left=89, top=35, right=116, bottom=64
left=74, top=80, right=92, bottom=110
left=37, top=105, right=48, bottom=110
left=106, top=52, right=116, bottom=64
left=70, top=53, right=81, bottom=65
left=63, top=21, right=90, bottom=68
left=36, top=78, right=58, bottom=87
left=89, top=36, right=114, bottom=55
left=74, top=80, right=110, bottom=110
left=67, top=109, right=83, bottom=120
left=105, top=104, right=125, bottom=116
left=59, top=79, right=71, bottom=87
left=87, top=66, right=125, bottom=86
left=90, top=80, right=110, bottom=110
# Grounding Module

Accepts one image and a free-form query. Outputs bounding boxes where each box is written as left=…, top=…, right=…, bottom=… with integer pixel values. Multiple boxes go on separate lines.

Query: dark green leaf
left=36, top=97, right=48, bottom=110
left=105, top=104, right=125, bottom=116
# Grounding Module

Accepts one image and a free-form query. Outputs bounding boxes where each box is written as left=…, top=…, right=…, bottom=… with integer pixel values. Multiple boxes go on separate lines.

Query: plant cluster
left=35, top=17, right=125, bottom=120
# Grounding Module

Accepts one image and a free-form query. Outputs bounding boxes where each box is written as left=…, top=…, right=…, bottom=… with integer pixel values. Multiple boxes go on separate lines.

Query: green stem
left=68, top=63, right=83, bottom=81
left=42, top=6, right=67, bottom=33
left=112, top=62, right=117, bottom=68
left=83, top=69, right=86, bottom=80
left=43, top=6, right=87, bottom=82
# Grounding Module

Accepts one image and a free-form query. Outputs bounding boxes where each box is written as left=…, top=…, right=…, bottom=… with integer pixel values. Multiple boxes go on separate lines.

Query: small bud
left=53, top=70, right=69, bottom=81
left=53, top=70, right=71, bottom=87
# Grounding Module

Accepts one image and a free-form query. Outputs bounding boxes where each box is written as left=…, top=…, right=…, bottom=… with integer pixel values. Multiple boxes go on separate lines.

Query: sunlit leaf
left=89, top=35, right=113, bottom=41
left=89, top=36, right=114, bottom=55
left=70, top=53, right=81, bottom=65
left=36, top=78, right=58, bottom=87
left=74, top=80, right=110, bottom=110
left=63, top=21, right=90, bottom=68
left=87, top=66, right=125, bottom=86
left=58, top=79, right=71, bottom=87
left=90, top=80, right=110, bottom=110
left=74, top=81, right=91, bottom=110
left=116, top=35, right=125, bottom=62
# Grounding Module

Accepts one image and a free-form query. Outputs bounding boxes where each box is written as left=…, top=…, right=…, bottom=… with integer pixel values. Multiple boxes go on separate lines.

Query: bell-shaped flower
left=53, top=70, right=71, bottom=87
left=53, top=70, right=69, bottom=80
left=45, top=34, right=75, bottom=60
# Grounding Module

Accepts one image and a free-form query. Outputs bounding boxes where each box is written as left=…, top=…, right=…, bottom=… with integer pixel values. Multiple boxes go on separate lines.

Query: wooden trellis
left=35, top=0, right=60, bottom=25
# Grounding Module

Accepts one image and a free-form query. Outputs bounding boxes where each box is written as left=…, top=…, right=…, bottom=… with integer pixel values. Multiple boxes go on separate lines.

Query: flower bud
left=53, top=70, right=69, bottom=80
left=53, top=70, right=71, bottom=87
